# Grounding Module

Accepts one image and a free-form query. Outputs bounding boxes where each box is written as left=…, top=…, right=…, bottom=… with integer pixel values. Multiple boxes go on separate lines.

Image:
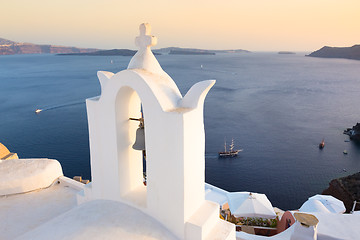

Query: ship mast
left=230, top=139, right=234, bottom=152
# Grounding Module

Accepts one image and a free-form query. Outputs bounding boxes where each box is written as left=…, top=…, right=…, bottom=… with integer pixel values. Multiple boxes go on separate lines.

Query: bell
left=132, top=127, right=145, bottom=150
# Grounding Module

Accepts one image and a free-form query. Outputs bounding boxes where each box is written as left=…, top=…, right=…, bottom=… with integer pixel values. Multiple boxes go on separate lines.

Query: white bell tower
left=82, top=23, right=235, bottom=240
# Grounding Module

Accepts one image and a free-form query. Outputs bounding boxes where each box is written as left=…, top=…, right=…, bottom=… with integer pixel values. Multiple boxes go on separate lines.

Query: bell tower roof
left=127, top=23, right=164, bottom=75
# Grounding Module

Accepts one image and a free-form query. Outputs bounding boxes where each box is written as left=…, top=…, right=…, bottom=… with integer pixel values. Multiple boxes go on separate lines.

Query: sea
left=1, top=52, right=360, bottom=211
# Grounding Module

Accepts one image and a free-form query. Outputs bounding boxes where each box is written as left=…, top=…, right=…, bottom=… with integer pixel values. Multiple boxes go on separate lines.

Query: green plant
left=236, top=217, right=277, bottom=228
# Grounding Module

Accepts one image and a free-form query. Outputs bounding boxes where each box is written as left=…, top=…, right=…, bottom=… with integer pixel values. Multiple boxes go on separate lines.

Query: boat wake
left=200, top=65, right=237, bottom=75
left=213, top=86, right=238, bottom=92
left=205, top=153, right=220, bottom=159
left=35, top=101, right=84, bottom=113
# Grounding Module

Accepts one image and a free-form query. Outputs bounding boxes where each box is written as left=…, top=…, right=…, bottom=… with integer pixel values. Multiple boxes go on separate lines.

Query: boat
left=35, top=109, right=42, bottom=113
left=319, top=139, right=325, bottom=149
left=343, top=150, right=348, bottom=154
left=218, top=139, right=243, bottom=158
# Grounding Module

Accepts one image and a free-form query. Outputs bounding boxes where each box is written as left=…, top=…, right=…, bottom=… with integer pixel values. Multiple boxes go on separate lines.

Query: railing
left=351, top=200, right=360, bottom=213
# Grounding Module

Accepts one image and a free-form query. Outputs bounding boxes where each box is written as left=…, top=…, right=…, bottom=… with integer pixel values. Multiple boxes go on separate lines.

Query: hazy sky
left=1, top=0, right=359, bottom=51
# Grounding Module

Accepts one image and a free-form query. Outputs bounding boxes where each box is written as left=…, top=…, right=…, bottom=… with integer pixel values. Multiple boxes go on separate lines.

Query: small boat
left=343, top=150, right=348, bottom=154
left=35, top=109, right=42, bottom=114
left=219, top=139, right=243, bottom=158
left=319, top=139, right=325, bottom=149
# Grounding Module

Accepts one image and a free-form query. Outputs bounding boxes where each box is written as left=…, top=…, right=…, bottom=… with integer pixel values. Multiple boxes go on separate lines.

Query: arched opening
left=129, top=106, right=146, bottom=185
left=115, top=86, right=147, bottom=208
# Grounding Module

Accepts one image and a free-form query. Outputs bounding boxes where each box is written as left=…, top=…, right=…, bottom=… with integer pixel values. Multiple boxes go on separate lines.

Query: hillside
left=0, top=38, right=98, bottom=55
left=58, top=49, right=136, bottom=56
left=307, top=45, right=360, bottom=60
left=169, top=50, right=215, bottom=55
left=57, top=49, right=164, bottom=56
left=0, top=38, right=16, bottom=45
left=153, top=47, right=250, bottom=55
left=1, top=38, right=250, bottom=56
left=323, top=172, right=360, bottom=212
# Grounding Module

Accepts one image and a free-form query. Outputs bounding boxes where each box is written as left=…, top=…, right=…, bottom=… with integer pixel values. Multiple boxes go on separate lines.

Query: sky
left=1, top=0, right=359, bottom=51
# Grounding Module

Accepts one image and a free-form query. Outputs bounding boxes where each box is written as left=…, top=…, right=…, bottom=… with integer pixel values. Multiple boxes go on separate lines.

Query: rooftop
left=0, top=174, right=178, bottom=240
left=16, top=198, right=178, bottom=240
left=0, top=179, right=78, bottom=239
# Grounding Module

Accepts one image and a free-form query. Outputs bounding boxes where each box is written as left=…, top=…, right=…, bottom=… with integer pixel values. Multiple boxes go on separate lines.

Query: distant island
left=169, top=50, right=215, bottom=55
left=278, top=51, right=295, bottom=54
left=0, top=38, right=97, bottom=55
left=0, top=38, right=250, bottom=56
left=58, top=47, right=251, bottom=56
left=57, top=49, right=164, bottom=56
left=306, top=45, right=360, bottom=60
left=153, top=47, right=250, bottom=55
left=58, top=49, right=137, bottom=56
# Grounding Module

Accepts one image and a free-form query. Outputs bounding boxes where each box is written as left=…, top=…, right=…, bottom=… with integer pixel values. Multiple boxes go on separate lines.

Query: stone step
left=205, top=219, right=235, bottom=240
left=185, top=200, right=223, bottom=239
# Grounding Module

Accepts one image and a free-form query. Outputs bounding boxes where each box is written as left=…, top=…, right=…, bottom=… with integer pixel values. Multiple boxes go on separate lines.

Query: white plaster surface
left=17, top=199, right=178, bottom=240
left=0, top=159, right=63, bottom=195
left=312, top=212, right=360, bottom=240
left=0, top=182, right=78, bottom=240
left=290, top=221, right=317, bottom=240
left=205, top=183, right=229, bottom=208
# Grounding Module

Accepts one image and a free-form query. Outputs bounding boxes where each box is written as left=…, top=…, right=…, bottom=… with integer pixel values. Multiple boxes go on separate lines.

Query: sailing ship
left=319, top=139, right=325, bottom=149
left=218, top=139, right=243, bottom=158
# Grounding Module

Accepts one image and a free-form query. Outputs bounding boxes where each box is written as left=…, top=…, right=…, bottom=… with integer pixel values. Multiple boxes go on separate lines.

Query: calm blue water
left=1, top=53, right=360, bottom=210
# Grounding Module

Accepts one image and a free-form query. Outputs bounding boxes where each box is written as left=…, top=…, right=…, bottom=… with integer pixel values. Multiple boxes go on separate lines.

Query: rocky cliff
left=0, top=38, right=97, bottom=55
left=344, top=123, right=360, bottom=142
left=322, top=172, right=360, bottom=212
left=306, top=45, right=360, bottom=61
